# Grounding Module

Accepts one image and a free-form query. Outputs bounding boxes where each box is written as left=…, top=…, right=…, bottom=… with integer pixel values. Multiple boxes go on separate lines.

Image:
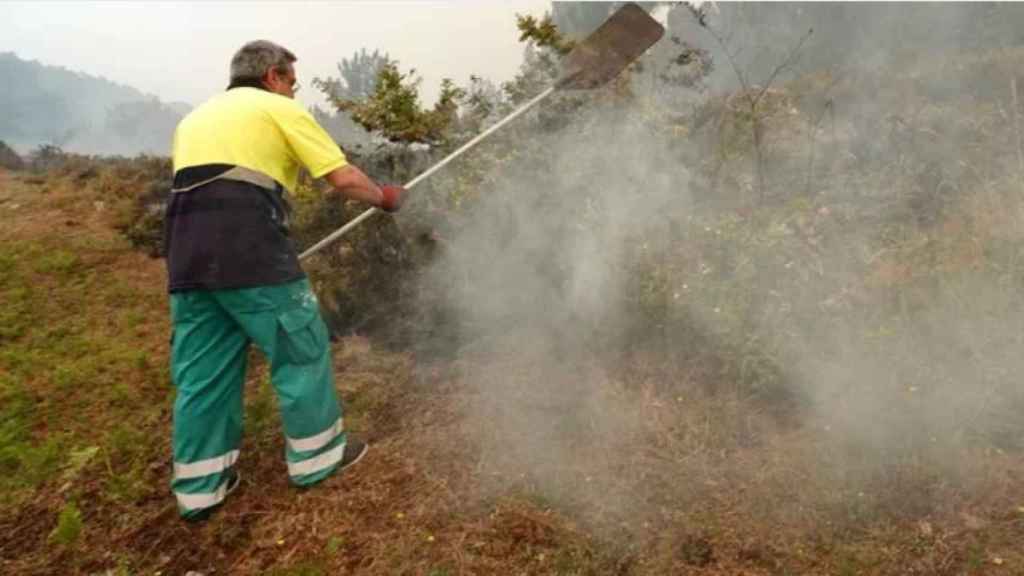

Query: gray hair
left=229, top=40, right=296, bottom=82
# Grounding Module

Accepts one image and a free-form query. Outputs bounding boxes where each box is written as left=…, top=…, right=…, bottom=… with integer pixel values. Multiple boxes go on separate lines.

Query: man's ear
left=260, top=69, right=275, bottom=90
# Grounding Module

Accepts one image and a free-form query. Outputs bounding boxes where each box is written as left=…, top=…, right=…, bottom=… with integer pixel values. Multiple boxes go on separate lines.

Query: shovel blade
left=556, top=2, right=665, bottom=90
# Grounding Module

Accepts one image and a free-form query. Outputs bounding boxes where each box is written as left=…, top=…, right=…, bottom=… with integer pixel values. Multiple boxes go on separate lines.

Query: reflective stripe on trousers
left=287, top=440, right=346, bottom=477
left=175, top=479, right=231, bottom=510
left=287, top=417, right=343, bottom=453
left=174, top=449, right=239, bottom=480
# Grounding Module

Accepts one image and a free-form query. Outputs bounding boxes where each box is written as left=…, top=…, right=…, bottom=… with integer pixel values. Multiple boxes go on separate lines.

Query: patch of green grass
left=0, top=250, right=17, bottom=283
left=0, top=343, right=47, bottom=378
left=0, top=179, right=168, bottom=519
left=105, top=464, right=148, bottom=503
left=133, top=349, right=151, bottom=371
left=34, top=249, right=80, bottom=276
left=110, top=382, right=135, bottom=404
left=43, top=335, right=156, bottom=399
left=324, top=536, right=344, bottom=556
left=107, top=424, right=148, bottom=463
left=47, top=361, right=78, bottom=390
left=106, top=343, right=151, bottom=371
left=837, top=556, right=860, bottom=576
left=62, top=445, right=99, bottom=482
left=49, top=501, right=83, bottom=547
left=70, top=234, right=128, bottom=254
left=1, top=436, right=64, bottom=489
left=342, top=382, right=396, bottom=432
left=965, top=542, right=986, bottom=572
left=0, top=286, right=32, bottom=342
left=832, top=545, right=884, bottom=576
left=102, top=424, right=152, bottom=503
left=122, top=309, right=147, bottom=329
left=48, top=348, right=105, bottom=387
left=0, top=375, right=66, bottom=501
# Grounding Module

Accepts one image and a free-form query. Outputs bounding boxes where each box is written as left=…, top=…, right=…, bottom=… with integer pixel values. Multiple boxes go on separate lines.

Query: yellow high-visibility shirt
left=172, top=87, right=347, bottom=192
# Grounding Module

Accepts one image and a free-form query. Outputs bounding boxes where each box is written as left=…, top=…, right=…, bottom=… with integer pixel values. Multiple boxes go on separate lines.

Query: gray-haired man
left=165, top=40, right=403, bottom=520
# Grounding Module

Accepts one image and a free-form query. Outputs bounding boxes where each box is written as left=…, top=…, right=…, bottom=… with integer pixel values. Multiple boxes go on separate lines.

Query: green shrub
left=107, top=166, right=170, bottom=258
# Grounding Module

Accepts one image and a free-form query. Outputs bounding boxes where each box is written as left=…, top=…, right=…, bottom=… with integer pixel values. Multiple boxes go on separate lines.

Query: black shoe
left=339, top=438, right=368, bottom=473
left=293, top=441, right=368, bottom=492
left=184, top=470, right=240, bottom=523
left=224, top=469, right=241, bottom=495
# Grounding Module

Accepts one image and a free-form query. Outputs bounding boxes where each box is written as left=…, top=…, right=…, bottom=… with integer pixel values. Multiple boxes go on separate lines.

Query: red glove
left=379, top=184, right=406, bottom=212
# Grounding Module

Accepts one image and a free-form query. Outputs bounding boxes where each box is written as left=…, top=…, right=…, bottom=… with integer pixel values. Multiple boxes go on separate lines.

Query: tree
left=501, top=12, right=574, bottom=107
left=515, top=12, right=575, bottom=55
left=314, top=48, right=394, bottom=106
left=319, top=61, right=464, bottom=144
left=690, top=2, right=812, bottom=201
left=457, top=75, right=507, bottom=134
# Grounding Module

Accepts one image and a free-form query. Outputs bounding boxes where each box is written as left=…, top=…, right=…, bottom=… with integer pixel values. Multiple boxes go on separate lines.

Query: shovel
left=299, top=2, right=665, bottom=260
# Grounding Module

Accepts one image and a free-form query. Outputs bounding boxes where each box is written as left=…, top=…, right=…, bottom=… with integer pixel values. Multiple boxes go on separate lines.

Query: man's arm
left=324, top=164, right=384, bottom=206
left=323, top=165, right=405, bottom=212
left=275, top=101, right=402, bottom=210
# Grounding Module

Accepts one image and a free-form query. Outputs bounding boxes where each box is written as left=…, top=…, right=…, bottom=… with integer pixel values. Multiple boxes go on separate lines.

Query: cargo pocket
left=277, top=305, right=328, bottom=365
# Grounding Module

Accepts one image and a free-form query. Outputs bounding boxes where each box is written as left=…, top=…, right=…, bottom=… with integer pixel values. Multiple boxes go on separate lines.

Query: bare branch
left=754, top=28, right=814, bottom=106
left=698, top=15, right=749, bottom=94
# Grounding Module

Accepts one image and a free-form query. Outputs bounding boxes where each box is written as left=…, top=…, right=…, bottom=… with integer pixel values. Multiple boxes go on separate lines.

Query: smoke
left=417, top=94, right=692, bottom=520
left=412, top=2, right=1024, bottom=534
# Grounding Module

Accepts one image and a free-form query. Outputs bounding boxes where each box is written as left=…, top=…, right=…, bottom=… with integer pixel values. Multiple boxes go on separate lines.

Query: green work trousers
left=169, top=277, right=346, bottom=519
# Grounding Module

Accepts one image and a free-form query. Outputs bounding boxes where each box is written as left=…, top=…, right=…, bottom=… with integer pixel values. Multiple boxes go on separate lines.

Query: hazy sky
left=1, top=1, right=552, bottom=109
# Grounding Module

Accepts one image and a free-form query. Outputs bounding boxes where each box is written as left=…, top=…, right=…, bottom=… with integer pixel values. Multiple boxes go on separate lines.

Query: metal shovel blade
left=556, top=2, right=666, bottom=90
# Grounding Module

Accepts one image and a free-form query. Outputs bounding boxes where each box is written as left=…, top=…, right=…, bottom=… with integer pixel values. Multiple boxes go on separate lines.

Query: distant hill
left=0, top=52, right=190, bottom=156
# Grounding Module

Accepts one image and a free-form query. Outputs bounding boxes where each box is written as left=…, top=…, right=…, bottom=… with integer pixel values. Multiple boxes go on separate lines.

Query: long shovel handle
left=299, top=86, right=557, bottom=261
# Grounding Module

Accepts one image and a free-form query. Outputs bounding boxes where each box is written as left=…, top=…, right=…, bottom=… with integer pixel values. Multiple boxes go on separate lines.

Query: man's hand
left=324, top=166, right=406, bottom=212
left=379, top=185, right=406, bottom=212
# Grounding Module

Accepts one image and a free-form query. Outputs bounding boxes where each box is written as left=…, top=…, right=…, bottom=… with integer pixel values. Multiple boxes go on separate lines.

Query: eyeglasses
left=272, top=67, right=301, bottom=93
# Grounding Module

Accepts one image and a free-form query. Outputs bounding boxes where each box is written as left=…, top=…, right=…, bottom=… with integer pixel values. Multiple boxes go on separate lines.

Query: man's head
left=229, top=40, right=300, bottom=98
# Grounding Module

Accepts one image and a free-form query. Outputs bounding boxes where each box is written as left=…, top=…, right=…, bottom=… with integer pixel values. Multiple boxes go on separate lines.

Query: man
left=165, top=40, right=404, bottom=520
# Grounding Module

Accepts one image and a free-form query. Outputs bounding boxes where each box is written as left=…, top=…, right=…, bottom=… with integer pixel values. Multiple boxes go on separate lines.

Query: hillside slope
left=2, top=156, right=1024, bottom=575
left=0, top=52, right=185, bottom=156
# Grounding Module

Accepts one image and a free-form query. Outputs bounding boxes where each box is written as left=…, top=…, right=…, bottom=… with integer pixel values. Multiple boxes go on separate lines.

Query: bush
left=99, top=157, right=171, bottom=257
left=0, top=140, right=23, bottom=170
left=29, top=144, right=68, bottom=172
